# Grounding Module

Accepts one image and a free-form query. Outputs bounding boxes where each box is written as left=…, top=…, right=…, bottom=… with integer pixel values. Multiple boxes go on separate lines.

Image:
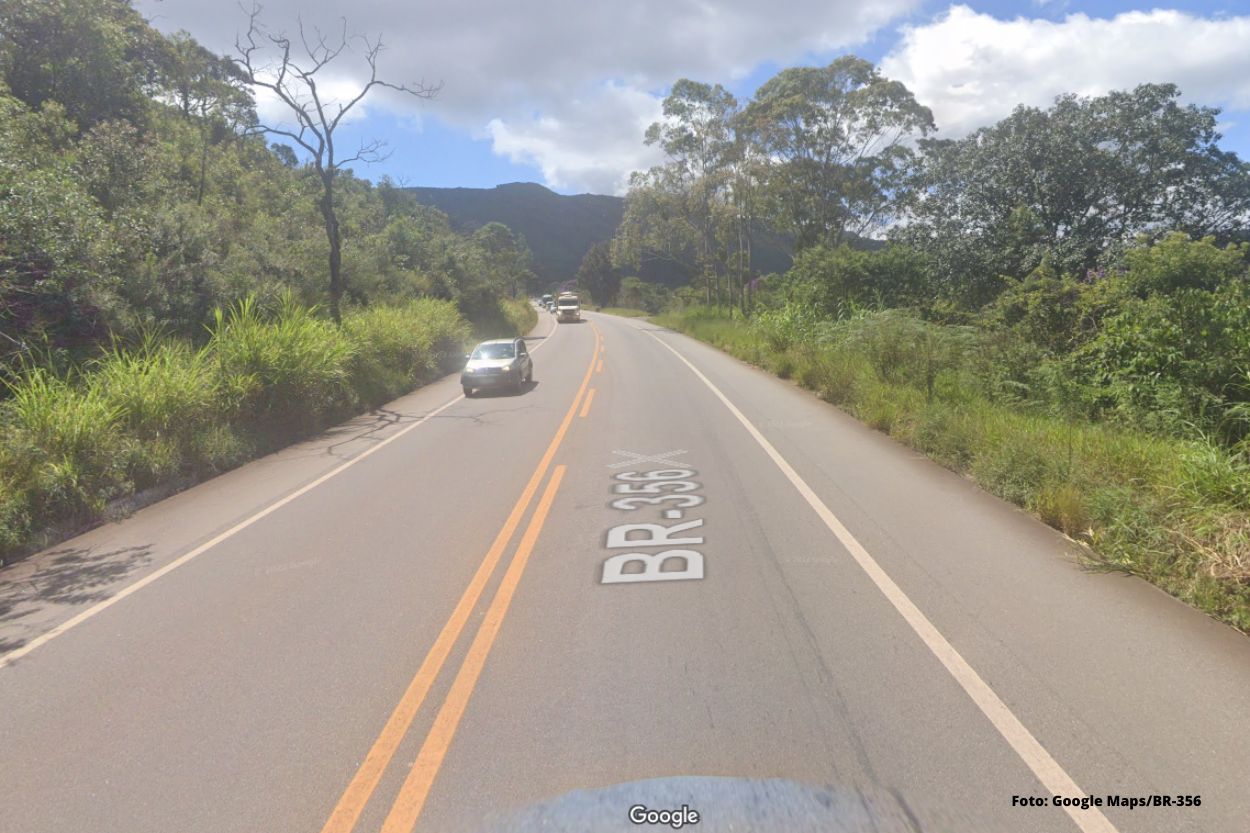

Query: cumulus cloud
left=487, top=84, right=666, bottom=195
left=137, top=0, right=918, bottom=192
left=881, top=5, right=1250, bottom=139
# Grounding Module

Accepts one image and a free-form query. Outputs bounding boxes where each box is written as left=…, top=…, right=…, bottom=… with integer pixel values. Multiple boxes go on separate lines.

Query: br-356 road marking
left=601, top=462, right=705, bottom=584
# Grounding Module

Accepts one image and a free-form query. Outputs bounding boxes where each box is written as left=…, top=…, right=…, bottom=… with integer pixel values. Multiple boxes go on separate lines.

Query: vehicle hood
left=469, top=777, right=930, bottom=833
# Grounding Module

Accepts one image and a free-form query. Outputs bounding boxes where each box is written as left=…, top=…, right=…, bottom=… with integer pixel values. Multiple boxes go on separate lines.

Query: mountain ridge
left=402, top=182, right=793, bottom=287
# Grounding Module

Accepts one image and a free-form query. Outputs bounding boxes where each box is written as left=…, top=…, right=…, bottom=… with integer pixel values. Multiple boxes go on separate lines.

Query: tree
left=0, top=0, right=163, bottom=130
left=737, top=56, right=934, bottom=251
left=646, top=80, right=738, bottom=301
left=470, top=222, right=532, bottom=300
left=896, top=84, right=1250, bottom=305
left=157, top=32, right=256, bottom=204
left=234, top=3, right=439, bottom=322
left=612, top=167, right=700, bottom=283
left=576, top=241, right=619, bottom=306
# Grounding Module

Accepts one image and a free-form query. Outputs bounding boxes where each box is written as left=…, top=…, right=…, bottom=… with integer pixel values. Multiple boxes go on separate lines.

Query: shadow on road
left=0, top=544, right=153, bottom=651
left=468, top=380, right=540, bottom=398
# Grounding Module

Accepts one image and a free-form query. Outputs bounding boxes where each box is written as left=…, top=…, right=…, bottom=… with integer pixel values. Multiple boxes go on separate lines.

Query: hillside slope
left=404, top=182, right=792, bottom=285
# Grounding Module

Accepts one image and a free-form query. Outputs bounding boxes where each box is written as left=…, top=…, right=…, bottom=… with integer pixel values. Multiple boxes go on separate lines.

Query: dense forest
left=616, top=58, right=1250, bottom=627
left=0, top=0, right=536, bottom=363
left=0, top=0, right=536, bottom=558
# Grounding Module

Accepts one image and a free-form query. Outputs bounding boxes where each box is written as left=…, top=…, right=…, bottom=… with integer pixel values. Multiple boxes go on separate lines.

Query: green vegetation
left=0, top=0, right=540, bottom=558
left=625, top=59, right=1250, bottom=629
left=656, top=300, right=1250, bottom=630
left=0, top=296, right=474, bottom=558
left=597, top=307, right=650, bottom=318
left=405, top=183, right=791, bottom=289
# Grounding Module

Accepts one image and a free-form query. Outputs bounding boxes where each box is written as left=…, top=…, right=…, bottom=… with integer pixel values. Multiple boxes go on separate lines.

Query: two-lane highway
left=3, top=308, right=1250, bottom=832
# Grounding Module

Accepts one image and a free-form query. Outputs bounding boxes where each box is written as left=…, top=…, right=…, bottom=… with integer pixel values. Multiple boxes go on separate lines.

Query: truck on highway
left=556, top=292, right=581, bottom=322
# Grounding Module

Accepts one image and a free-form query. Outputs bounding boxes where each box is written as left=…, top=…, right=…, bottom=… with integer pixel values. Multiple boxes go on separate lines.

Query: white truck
left=556, top=292, right=581, bottom=322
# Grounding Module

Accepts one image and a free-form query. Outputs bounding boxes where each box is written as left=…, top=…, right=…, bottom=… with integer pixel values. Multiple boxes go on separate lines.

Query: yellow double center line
left=320, top=328, right=602, bottom=833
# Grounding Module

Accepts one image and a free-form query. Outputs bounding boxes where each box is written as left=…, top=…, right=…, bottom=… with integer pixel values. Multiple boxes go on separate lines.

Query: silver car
left=460, top=338, right=533, bottom=396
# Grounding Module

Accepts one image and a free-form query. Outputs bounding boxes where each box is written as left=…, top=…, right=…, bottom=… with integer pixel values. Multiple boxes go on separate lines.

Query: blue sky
left=141, top=0, right=1250, bottom=195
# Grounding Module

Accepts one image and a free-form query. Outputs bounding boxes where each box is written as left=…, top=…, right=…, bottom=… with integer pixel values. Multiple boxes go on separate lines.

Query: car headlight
left=501, top=364, right=512, bottom=371
left=464, top=367, right=477, bottom=374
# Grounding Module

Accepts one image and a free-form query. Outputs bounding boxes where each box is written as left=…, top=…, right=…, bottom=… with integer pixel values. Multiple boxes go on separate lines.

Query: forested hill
left=404, top=182, right=793, bottom=284
left=405, top=183, right=621, bottom=283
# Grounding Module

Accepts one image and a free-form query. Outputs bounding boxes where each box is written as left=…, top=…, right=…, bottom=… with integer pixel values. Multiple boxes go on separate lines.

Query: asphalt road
left=3, top=308, right=1250, bottom=833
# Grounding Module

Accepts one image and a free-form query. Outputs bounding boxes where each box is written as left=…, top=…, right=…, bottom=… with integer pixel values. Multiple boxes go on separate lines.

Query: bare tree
left=235, top=3, right=439, bottom=322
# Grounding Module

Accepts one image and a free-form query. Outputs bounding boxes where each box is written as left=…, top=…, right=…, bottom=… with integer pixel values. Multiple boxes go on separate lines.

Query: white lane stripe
left=0, top=317, right=560, bottom=672
left=646, top=330, right=1119, bottom=833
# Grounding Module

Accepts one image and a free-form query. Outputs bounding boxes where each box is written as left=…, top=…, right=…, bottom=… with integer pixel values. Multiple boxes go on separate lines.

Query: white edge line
left=644, top=329, right=1120, bottom=833
left=0, top=316, right=560, bottom=672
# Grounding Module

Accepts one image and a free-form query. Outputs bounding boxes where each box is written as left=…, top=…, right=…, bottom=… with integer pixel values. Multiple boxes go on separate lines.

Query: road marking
left=317, top=330, right=597, bottom=833
left=0, top=319, right=564, bottom=674
left=607, top=449, right=688, bottom=469
left=596, top=358, right=603, bottom=373
left=579, top=388, right=596, bottom=418
left=380, top=465, right=568, bottom=833
left=646, top=331, right=1120, bottom=833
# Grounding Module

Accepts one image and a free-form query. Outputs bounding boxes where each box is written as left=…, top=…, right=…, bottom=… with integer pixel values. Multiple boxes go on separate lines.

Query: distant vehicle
left=460, top=338, right=532, bottom=396
left=541, top=293, right=553, bottom=308
left=556, top=292, right=581, bottom=322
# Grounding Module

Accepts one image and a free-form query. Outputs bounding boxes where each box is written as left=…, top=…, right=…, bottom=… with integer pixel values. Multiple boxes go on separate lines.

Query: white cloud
left=137, top=0, right=919, bottom=192
left=488, top=83, right=666, bottom=195
left=881, top=5, right=1250, bottom=139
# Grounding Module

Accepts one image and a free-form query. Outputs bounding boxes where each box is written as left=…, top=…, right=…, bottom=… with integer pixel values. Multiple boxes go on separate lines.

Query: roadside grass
left=597, top=307, right=650, bottom=318
left=0, top=295, right=473, bottom=563
left=467, top=297, right=538, bottom=342
left=656, top=307, right=1250, bottom=632
left=500, top=297, right=538, bottom=338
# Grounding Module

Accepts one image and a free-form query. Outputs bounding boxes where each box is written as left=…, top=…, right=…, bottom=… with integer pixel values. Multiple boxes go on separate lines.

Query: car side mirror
left=464, top=353, right=471, bottom=360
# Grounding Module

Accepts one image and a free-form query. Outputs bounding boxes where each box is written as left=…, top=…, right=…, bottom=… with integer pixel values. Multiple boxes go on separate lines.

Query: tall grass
left=2, top=365, right=127, bottom=524
left=209, top=294, right=356, bottom=434
left=465, top=296, right=538, bottom=341
left=0, top=295, right=471, bottom=561
left=660, top=307, right=1250, bottom=631
left=344, top=299, right=470, bottom=407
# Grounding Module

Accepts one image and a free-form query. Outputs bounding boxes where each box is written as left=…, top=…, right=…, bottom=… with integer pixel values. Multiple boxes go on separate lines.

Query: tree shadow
left=0, top=544, right=154, bottom=649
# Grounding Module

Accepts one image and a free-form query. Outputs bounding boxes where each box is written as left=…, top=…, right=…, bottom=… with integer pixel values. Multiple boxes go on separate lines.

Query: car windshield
left=472, top=343, right=515, bottom=360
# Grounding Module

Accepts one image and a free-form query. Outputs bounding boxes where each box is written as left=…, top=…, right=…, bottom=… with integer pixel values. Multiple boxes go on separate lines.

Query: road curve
left=2, top=308, right=1249, bottom=833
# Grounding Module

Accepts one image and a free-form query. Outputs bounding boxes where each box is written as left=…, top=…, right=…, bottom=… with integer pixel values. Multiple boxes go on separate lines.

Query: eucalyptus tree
left=638, top=79, right=739, bottom=304
left=737, top=56, right=934, bottom=251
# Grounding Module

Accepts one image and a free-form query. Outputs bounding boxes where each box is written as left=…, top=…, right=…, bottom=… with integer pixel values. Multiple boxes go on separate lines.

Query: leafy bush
left=786, top=243, right=931, bottom=316
left=1120, top=232, right=1248, bottom=296
left=1074, top=282, right=1250, bottom=436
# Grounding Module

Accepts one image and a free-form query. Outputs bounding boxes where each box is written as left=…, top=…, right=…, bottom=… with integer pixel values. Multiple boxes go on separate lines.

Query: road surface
left=3, top=309, right=1249, bottom=833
